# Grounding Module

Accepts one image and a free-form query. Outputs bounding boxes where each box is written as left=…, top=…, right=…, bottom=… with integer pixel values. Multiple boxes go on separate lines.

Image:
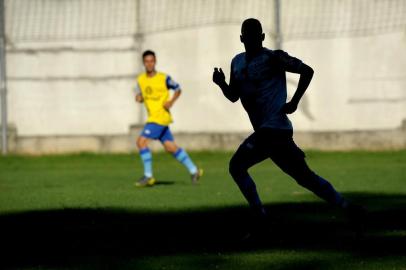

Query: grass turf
left=0, top=151, right=405, bottom=269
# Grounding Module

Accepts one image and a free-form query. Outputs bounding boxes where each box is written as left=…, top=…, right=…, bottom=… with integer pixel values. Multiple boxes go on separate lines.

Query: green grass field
left=1, top=151, right=405, bottom=270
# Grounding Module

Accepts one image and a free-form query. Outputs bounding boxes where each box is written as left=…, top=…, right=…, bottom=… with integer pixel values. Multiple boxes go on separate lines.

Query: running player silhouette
left=212, top=18, right=364, bottom=231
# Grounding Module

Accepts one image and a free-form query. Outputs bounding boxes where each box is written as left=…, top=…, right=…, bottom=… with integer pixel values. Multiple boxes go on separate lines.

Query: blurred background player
left=134, top=50, right=203, bottom=187
left=212, top=18, right=365, bottom=232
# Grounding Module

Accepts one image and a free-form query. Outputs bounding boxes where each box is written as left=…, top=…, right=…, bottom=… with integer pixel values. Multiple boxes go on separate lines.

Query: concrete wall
left=142, top=27, right=406, bottom=133
left=7, top=38, right=141, bottom=136
left=7, top=25, right=406, bottom=137
left=4, top=2, right=406, bottom=153
left=284, top=33, right=406, bottom=132
left=2, top=121, right=406, bottom=154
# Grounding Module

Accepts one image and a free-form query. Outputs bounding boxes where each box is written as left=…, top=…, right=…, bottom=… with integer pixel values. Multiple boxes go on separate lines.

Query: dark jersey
left=230, top=48, right=303, bottom=130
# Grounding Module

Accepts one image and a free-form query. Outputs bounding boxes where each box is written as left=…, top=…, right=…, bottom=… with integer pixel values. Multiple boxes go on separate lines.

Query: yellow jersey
left=135, top=72, right=180, bottom=126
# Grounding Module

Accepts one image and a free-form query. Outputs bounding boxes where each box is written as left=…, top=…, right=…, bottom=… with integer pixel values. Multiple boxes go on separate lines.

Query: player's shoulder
left=157, top=72, right=178, bottom=84
left=271, top=49, right=300, bottom=61
left=156, top=71, right=169, bottom=79
left=262, top=47, right=285, bottom=59
left=231, top=52, right=246, bottom=67
left=264, top=48, right=298, bottom=65
left=232, top=52, right=245, bottom=62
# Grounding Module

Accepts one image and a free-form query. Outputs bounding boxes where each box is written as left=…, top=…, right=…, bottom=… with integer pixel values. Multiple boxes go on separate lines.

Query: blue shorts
left=140, top=123, right=174, bottom=143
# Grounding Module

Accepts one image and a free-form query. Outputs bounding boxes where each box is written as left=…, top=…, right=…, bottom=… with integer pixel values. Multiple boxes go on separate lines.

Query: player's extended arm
left=164, top=90, right=181, bottom=110
left=283, top=64, right=314, bottom=114
left=212, top=68, right=239, bottom=103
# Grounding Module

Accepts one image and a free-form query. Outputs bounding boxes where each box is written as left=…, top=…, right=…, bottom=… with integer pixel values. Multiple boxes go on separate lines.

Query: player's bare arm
left=136, top=93, right=144, bottom=103
left=164, top=89, right=181, bottom=110
left=212, top=67, right=239, bottom=102
left=283, top=64, right=314, bottom=114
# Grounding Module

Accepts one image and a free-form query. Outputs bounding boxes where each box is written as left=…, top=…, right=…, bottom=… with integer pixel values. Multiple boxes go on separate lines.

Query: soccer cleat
left=191, top=168, right=204, bottom=184
left=135, top=176, right=156, bottom=187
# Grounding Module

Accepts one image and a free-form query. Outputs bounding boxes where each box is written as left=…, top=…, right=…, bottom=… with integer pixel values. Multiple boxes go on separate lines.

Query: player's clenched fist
left=282, top=101, right=298, bottom=114
left=212, top=67, right=225, bottom=86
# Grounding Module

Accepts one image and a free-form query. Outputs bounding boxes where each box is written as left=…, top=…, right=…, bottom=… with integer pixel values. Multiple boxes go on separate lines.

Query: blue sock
left=173, top=148, right=197, bottom=174
left=140, top=148, right=153, bottom=177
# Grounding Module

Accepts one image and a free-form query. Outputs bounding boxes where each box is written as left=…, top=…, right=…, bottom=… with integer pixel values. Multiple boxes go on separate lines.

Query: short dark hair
left=241, top=18, right=263, bottom=35
left=142, top=50, right=156, bottom=59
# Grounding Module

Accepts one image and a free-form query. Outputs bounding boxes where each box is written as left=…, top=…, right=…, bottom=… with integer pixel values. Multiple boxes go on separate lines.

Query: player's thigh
left=162, top=140, right=178, bottom=153
left=136, top=136, right=150, bottom=149
left=269, top=139, right=312, bottom=179
left=159, top=127, right=177, bottom=152
left=138, top=123, right=168, bottom=149
left=230, top=133, right=269, bottom=172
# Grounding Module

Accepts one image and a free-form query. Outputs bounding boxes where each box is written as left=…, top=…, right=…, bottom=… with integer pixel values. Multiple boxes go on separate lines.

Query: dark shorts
left=140, top=123, right=174, bottom=143
left=241, top=128, right=304, bottom=158
left=230, top=128, right=309, bottom=178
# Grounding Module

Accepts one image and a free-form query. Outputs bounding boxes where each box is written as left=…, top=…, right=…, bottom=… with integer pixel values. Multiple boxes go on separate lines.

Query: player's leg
left=135, top=124, right=159, bottom=187
left=269, top=135, right=367, bottom=232
left=161, top=129, right=202, bottom=183
left=163, top=140, right=197, bottom=175
left=135, top=135, right=156, bottom=186
left=269, top=134, right=348, bottom=208
left=229, top=133, right=269, bottom=216
left=136, top=135, right=152, bottom=178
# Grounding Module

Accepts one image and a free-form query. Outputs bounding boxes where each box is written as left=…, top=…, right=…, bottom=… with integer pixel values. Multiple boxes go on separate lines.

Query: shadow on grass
left=154, top=180, right=176, bottom=186
left=1, top=192, right=405, bottom=269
